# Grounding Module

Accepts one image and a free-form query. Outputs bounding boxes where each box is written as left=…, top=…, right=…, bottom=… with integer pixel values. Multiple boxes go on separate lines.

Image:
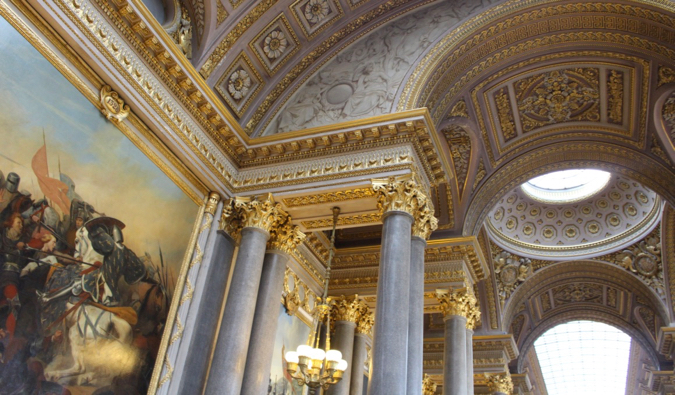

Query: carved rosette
left=412, top=198, right=439, bottom=240
left=436, top=286, right=480, bottom=328
left=234, top=193, right=288, bottom=233
left=356, top=310, right=375, bottom=335
left=329, top=294, right=368, bottom=323
left=372, top=176, right=428, bottom=218
left=204, top=192, right=221, bottom=216
left=486, top=372, right=514, bottom=394
left=422, top=373, right=438, bottom=395
left=268, top=220, right=306, bottom=255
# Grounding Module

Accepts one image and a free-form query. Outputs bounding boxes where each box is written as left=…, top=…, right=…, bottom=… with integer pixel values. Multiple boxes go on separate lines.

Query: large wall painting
left=0, top=15, right=198, bottom=394
left=268, top=304, right=310, bottom=395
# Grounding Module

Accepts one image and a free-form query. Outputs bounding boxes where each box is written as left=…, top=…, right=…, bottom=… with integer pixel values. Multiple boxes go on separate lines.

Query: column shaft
left=467, top=328, right=474, bottom=395
left=444, top=315, right=468, bottom=395
left=178, top=231, right=235, bottom=394
left=407, top=236, right=426, bottom=395
left=326, top=321, right=356, bottom=395
left=205, top=227, right=270, bottom=395
left=350, top=333, right=368, bottom=395
left=369, top=211, right=412, bottom=394
left=241, top=251, right=290, bottom=395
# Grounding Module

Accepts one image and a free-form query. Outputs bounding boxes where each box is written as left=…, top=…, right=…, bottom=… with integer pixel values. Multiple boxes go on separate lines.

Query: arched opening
left=533, top=320, right=632, bottom=394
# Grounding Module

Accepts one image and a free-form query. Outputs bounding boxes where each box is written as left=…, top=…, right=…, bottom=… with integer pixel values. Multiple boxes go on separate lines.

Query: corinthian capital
left=330, top=294, right=368, bottom=323
left=485, top=372, right=513, bottom=394
left=372, top=176, right=428, bottom=217
left=422, top=374, right=438, bottom=395
left=436, top=286, right=479, bottom=325
left=268, top=220, right=306, bottom=255
left=204, top=192, right=221, bottom=216
left=356, top=310, right=375, bottom=335
left=234, top=193, right=288, bottom=233
left=412, top=198, right=438, bottom=240
left=220, top=198, right=241, bottom=237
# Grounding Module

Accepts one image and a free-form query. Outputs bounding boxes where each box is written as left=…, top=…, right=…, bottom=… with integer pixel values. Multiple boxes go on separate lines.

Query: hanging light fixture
left=284, top=207, right=348, bottom=394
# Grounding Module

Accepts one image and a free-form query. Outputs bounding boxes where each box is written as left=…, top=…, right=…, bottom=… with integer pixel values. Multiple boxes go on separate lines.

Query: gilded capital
left=436, top=286, right=479, bottom=326
left=486, top=372, right=513, bottom=394
left=268, top=220, right=306, bottom=255
left=422, top=374, right=438, bottom=395
left=412, top=198, right=438, bottom=240
left=372, top=176, right=427, bottom=217
left=356, top=310, right=375, bottom=335
left=234, top=193, right=287, bottom=233
left=219, top=198, right=241, bottom=237
left=204, top=192, right=221, bottom=216
left=330, top=295, right=368, bottom=323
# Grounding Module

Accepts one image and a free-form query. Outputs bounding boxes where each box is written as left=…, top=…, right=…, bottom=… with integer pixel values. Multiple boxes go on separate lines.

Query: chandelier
left=284, top=207, right=348, bottom=394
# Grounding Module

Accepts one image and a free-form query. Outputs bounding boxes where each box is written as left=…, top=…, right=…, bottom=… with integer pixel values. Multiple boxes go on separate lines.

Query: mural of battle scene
left=268, top=304, right=310, bottom=395
left=0, top=16, right=198, bottom=395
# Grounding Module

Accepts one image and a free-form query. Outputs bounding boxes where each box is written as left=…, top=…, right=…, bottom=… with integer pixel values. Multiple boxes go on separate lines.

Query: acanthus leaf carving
left=493, top=250, right=532, bottom=309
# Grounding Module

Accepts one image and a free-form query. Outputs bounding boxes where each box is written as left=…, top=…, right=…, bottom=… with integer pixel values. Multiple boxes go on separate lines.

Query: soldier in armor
left=0, top=172, right=20, bottom=213
left=0, top=212, right=28, bottom=337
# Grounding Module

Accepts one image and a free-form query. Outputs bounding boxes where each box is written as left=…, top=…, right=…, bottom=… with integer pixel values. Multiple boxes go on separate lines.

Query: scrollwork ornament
left=372, top=176, right=428, bottom=217
left=493, top=250, right=533, bottom=308
left=486, top=372, right=514, bottom=394
left=412, top=199, right=438, bottom=240
left=99, top=85, right=129, bottom=123
left=283, top=268, right=302, bottom=316
left=219, top=198, right=242, bottom=238
left=356, top=310, right=374, bottom=335
left=204, top=192, right=221, bottom=216
left=658, top=66, right=675, bottom=87
left=234, top=193, right=287, bottom=233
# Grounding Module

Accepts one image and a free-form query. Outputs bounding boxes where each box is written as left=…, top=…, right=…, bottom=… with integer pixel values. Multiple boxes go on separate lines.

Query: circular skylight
left=521, top=169, right=611, bottom=203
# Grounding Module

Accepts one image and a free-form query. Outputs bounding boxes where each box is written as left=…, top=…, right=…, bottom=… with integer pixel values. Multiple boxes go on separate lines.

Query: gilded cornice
left=330, top=295, right=368, bottom=323
left=301, top=213, right=381, bottom=230
left=473, top=334, right=519, bottom=361
left=486, top=372, right=514, bottom=395
left=282, top=188, right=376, bottom=207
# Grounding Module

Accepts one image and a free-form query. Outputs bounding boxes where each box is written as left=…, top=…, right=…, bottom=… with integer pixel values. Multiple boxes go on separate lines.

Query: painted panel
left=268, top=304, right=310, bottom=395
left=0, top=16, right=198, bottom=394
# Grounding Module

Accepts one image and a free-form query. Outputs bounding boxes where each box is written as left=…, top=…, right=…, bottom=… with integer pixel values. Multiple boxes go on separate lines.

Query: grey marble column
left=407, top=235, right=426, bottom=395
left=444, top=315, right=468, bottom=395
left=241, top=251, right=290, bottom=395
left=467, top=328, right=474, bottom=395
left=205, top=226, right=270, bottom=395
left=177, top=230, right=236, bottom=394
left=369, top=210, right=412, bottom=394
left=350, top=332, right=369, bottom=395
left=326, top=320, right=356, bottom=395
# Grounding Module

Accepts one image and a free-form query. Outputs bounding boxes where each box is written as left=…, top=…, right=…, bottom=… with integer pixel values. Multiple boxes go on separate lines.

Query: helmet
left=5, top=173, right=19, bottom=194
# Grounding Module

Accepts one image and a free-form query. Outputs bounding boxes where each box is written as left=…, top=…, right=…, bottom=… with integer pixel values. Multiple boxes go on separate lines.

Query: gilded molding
left=356, top=310, right=375, bottom=335
left=422, top=374, right=438, bottom=395
left=449, top=99, right=469, bottom=118
left=372, top=176, right=429, bottom=217
left=330, top=294, right=368, bottom=323
left=268, top=220, right=307, bottom=255
left=99, top=85, right=130, bottom=122
left=282, top=188, right=376, bottom=207
left=486, top=372, right=514, bottom=395
left=204, top=192, right=221, bottom=215
left=665, top=206, right=675, bottom=317
left=200, top=0, right=278, bottom=78
left=301, top=213, right=381, bottom=229
left=283, top=267, right=319, bottom=316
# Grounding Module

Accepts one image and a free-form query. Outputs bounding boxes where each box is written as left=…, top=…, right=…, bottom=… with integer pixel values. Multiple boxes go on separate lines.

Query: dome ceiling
left=486, top=174, right=662, bottom=260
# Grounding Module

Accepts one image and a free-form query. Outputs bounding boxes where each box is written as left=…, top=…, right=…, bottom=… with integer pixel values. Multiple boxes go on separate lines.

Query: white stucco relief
left=262, top=0, right=497, bottom=135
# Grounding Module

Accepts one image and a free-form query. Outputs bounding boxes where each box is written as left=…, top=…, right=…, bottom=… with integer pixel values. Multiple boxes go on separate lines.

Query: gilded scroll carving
left=443, top=125, right=471, bottom=197
left=449, top=99, right=469, bottom=118
left=99, top=85, right=130, bottom=123
left=552, top=283, right=603, bottom=305
left=494, top=251, right=532, bottom=309
left=658, top=66, right=675, bottom=87
left=515, top=68, right=600, bottom=132
left=607, top=70, right=623, bottom=124
left=472, top=158, right=486, bottom=192
left=283, top=267, right=318, bottom=316
left=662, top=93, right=675, bottom=143
left=494, top=87, right=516, bottom=141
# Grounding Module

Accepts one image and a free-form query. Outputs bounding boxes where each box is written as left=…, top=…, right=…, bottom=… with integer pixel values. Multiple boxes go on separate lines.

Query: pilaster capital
left=486, top=372, right=514, bottom=395
left=411, top=199, right=438, bottom=240
left=422, top=374, right=438, bottom=395
left=466, top=300, right=481, bottom=331
left=436, top=286, right=479, bottom=326
left=372, top=176, right=428, bottom=218
left=204, top=192, right=221, bottom=216
left=219, top=198, right=241, bottom=237
left=268, top=220, right=306, bottom=255
left=356, top=310, right=375, bottom=335
left=330, top=294, right=368, bottom=323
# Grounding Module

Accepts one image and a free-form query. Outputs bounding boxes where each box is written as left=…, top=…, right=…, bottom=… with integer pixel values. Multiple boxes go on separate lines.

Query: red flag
left=31, top=144, right=70, bottom=214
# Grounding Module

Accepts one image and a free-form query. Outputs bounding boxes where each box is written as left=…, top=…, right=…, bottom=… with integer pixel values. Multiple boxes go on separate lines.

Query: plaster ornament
left=263, top=30, right=287, bottom=59
left=228, top=69, right=251, bottom=100
left=305, top=0, right=330, bottom=24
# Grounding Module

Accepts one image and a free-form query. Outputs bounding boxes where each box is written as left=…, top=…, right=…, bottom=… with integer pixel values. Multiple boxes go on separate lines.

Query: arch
left=501, top=260, right=670, bottom=371
left=462, top=141, right=675, bottom=236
